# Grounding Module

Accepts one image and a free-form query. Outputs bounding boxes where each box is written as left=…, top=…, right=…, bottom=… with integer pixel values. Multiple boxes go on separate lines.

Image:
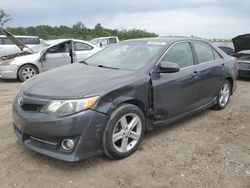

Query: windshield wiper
left=97, top=65, right=119, bottom=70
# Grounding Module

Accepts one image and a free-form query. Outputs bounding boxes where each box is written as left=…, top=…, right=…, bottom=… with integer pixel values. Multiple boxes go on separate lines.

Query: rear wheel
left=18, top=64, right=38, bottom=82
left=103, top=104, right=145, bottom=159
left=212, top=80, right=231, bottom=110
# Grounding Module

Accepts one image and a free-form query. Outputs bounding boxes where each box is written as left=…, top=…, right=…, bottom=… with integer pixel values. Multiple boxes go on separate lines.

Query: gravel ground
left=0, top=79, right=249, bottom=188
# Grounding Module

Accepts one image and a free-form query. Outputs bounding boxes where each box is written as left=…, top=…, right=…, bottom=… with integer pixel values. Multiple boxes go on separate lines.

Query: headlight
left=0, top=59, right=13, bottom=66
left=41, top=96, right=100, bottom=117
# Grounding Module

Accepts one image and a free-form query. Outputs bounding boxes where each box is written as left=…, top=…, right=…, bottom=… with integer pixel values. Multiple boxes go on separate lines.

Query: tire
left=212, top=80, right=231, bottom=110
left=18, top=64, right=38, bottom=82
left=103, top=103, right=146, bottom=159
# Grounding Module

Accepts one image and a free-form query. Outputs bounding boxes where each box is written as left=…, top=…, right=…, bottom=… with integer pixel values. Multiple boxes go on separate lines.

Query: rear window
left=18, top=38, right=40, bottom=45
left=0, top=37, right=40, bottom=45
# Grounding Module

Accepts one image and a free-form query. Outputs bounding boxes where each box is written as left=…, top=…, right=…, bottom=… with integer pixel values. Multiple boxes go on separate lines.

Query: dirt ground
left=0, top=79, right=249, bottom=188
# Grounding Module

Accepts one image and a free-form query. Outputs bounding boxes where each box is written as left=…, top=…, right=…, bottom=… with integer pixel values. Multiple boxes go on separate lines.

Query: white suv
left=89, top=36, right=119, bottom=48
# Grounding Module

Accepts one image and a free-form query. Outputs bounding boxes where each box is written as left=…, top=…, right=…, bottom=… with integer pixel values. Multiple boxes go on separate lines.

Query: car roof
left=125, top=36, right=205, bottom=44
left=46, top=39, right=95, bottom=47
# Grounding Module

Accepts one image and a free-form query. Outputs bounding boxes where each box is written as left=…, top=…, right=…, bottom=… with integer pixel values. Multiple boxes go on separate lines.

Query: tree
left=0, top=9, right=11, bottom=27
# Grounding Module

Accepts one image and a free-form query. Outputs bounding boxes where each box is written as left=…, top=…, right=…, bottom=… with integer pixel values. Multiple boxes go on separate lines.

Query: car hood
left=232, top=34, right=250, bottom=53
left=0, top=51, right=32, bottom=60
left=22, top=63, right=138, bottom=99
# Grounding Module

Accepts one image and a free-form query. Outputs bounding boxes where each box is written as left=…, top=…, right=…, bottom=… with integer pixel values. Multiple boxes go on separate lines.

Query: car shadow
left=238, top=77, right=250, bottom=82
left=0, top=79, right=20, bottom=84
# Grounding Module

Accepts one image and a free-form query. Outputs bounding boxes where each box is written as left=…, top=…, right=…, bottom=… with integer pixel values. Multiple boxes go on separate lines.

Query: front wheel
left=103, top=104, right=145, bottom=159
left=212, top=80, right=231, bottom=110
left=18, top=64, right=38, bottom=82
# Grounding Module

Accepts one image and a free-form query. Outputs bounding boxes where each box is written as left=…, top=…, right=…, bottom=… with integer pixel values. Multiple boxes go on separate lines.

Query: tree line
left=0, top=9, right=158, bottom=41
left=4, top=22, right=158, bottom=41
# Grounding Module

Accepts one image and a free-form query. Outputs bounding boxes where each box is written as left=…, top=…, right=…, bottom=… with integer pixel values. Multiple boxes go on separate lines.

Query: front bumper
left=12, top=95, right=109, bottom=162
left=0, top=64, right=19, bottom=79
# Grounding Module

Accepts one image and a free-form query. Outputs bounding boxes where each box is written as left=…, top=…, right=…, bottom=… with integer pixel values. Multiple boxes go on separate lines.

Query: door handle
left=192, top=71, right=198, bottom=77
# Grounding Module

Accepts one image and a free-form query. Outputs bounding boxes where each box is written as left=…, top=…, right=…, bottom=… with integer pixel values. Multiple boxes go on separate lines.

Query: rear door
left=42, top=41, right=71, bottom=71
left=151, top=42, right=200, bottom=120
left=191, top=41, right=225, bottom=105
left=73, top=41, right=95, bottom=62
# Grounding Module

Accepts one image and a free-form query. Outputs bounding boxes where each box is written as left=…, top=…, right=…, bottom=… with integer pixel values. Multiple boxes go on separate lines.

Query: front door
left=42, top=41, right=71, bottom=71
left=151, top=42, right=200, bottom=120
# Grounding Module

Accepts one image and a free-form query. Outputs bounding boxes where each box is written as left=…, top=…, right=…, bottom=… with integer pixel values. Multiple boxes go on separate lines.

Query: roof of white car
left=46, top=39, right=94, bottom=46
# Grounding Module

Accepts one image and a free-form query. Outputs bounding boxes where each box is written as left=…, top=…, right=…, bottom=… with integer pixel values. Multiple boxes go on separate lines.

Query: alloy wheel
left=112, top=113, right=142, bottom=153
left=219, top=83, right=230, bottom=107
left=21, top=66, right=37, bottom=80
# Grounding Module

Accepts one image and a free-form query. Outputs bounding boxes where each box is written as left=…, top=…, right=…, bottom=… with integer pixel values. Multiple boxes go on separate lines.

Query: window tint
left=161, top=42, right=194, bottom=68
left=193, top=41, right=215, bottom=63
left=74, top=42, right=93, bottom=51
left=18, top=38, right=40, bottom=44
left=108, top=38, right=117, bottom=44
left=3, top=38, right=14, bottom=44
left=213, top=49, right=222, bottom=59
left=47, top=42, right=70, bottom=53
left=219, top=46, right=235, bottom=55
left=0, top=37, right=39, bottom=45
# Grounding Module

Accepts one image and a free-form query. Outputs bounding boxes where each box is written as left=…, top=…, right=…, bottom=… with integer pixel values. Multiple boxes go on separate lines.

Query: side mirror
left=159, top=61, right=180, bottom=73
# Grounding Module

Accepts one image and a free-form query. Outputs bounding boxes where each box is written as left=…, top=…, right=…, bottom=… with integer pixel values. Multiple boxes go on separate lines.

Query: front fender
left=93, top=78, right=151, bottom=115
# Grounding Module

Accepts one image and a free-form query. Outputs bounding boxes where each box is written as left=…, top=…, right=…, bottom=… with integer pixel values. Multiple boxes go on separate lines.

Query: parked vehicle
left=89, top=36, right=119, bottom=48
left=0, top=36, right=101, bottom=81
left=232, top=34, right=250, bottom=78
left=0, top=32, right=40, bottom=57
left=217, top=45, right=235, bottom=56
left=12, top=37, right=237, bottom=161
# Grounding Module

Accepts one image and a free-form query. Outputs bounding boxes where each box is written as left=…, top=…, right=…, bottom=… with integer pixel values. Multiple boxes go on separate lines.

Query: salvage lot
left=0, top=79, right=249, bottom=188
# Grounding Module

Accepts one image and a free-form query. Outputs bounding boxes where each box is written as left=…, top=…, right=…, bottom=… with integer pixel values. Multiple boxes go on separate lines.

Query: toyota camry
left=12, top=37, right=238, bottom=161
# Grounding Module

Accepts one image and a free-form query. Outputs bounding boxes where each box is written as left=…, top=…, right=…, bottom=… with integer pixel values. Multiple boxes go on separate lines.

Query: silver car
left=0, top=31, right=101, bottom=81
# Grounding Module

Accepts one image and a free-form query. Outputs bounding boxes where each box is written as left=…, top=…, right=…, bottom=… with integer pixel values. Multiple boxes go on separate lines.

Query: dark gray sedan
left=12, top=37, right=238, bottom=161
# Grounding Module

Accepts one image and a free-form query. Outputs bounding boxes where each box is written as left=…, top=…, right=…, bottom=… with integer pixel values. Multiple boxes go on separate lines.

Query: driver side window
left=161, top=42, right=194, bottom=68
left=47, top=42, right=70, bottom=54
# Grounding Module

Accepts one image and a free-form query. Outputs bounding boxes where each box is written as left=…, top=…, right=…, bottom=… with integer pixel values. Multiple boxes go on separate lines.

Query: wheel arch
left=225, top=76, right=234, bottom=95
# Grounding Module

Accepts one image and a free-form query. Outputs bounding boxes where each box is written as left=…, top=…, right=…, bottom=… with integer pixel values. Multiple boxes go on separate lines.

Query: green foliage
left=5, top=22, right=158, bottom=41
left=0, top=9, right=11, bottom=27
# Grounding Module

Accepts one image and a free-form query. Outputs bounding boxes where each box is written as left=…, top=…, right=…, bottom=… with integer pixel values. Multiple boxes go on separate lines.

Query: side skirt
left=151, top=97, right=217, bottom=129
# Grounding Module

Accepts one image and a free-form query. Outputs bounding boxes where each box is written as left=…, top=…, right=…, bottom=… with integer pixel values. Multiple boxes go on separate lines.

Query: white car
left=0, top=36, right=101, bottom=81
left=89, top=36, right=119, bottom=48
left=0, top=35, right=41, bottom=57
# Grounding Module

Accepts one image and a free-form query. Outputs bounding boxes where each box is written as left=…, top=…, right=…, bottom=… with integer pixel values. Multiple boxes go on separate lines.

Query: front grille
left=21, top=103, right=43, bottom=112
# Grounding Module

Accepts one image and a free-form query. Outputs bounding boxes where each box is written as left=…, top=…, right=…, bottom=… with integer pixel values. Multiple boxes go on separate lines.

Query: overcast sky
left=1, top=0, right=250, bottom=39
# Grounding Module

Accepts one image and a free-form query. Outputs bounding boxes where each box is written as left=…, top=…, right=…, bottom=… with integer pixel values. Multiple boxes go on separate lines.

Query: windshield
left=30, top=42, right=50, bottom=53
left=89, top=38, right=101, bottom=45
left=84, top=41, right=164, bottom=70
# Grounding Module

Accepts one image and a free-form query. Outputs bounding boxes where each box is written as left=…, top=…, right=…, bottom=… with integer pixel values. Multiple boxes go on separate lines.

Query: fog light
left=61, top=139, right=75, bottom=151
